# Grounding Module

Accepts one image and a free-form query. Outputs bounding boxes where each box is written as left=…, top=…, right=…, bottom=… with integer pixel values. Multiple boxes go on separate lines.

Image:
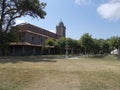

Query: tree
left=45, top=38, right=55, bottom=46
left=0, top=0, right=46, bottom=55
left=0, top=28, right=18, bottom=55
left=79, top=33, right=94, bottom=55
left=45, top=38, right=56, bottom=54
left=56, top=37, right=66, bottom=54
left=67, top=38, right=81, bottom=54
left=0, top=0, right=46, bottom=32
left=108, top=36, right=119, bottom=50
left=99, top=39, right=109, bottom=54
left=93, top=39, right=101, bottom=54
left=0, top=32, right=9, bottom=55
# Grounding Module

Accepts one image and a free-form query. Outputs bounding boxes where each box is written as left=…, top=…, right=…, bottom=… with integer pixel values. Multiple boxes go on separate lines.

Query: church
left=8, top=21, right=66, bottom=55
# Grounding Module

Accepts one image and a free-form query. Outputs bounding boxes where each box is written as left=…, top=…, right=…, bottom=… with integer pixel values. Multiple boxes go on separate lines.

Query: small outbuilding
left=111, top=49, right=119, bottom=55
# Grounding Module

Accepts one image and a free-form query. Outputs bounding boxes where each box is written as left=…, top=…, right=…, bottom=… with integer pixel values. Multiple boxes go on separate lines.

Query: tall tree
left=79, top=33, right=94, bottom=55
left=0, top=0, right=46, bottom=32
left=99, top=39, right=110, bottom=54
left=108, top=36, right=119, bottom=50
left=0, top=0, right=46, bottom=55
left=56, top=37, right=66, bottom=54
left=0, top=28, right=18, bottom=55
left=67, top=38, right=81, bottom=54
left=93, top=39, right=101, bottom=54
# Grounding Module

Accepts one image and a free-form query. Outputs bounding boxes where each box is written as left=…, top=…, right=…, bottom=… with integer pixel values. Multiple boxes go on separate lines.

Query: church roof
left=58, top=21, right=64, bottom=26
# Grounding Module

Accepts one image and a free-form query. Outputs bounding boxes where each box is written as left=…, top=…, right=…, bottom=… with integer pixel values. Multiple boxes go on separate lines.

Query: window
left=19, top=34, right=25, bottom=42
left=32, top=36, right=34, bottom=42
left=41, top=38, right=43, bottom=44
left=39, top=36, right=41, bottom=44
left=19, top=35, right=21, bottom=41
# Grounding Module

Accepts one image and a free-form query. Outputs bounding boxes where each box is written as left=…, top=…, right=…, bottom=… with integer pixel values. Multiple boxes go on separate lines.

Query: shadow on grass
left=0, top=55, right=61, bottom=63
left=88, top=55, right=106, bottom=59
left=79, top=54, right=106, bottom=59
left=79, top=54, right=120, bottom=61
left=85, top=55, right=120, bottom=61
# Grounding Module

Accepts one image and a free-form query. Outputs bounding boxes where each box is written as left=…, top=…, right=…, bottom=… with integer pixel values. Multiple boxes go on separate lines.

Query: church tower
left=56, top=21, right=66, bottom=37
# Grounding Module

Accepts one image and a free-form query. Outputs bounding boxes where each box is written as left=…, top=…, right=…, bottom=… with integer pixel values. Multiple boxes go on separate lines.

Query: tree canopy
left=45, top=38, right=55, bottom=46
left=44, top=33, right=119, bottom=55
left=79, top=33, right=94, bottom=55
left=0, top=0, right=46, bottom=32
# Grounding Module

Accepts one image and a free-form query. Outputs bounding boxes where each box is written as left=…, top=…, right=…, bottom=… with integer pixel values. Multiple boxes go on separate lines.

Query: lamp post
left=66, top=39, right=68, bottom=59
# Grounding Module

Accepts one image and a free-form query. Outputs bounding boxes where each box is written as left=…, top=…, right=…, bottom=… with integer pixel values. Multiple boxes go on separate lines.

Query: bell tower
left=56, top=21, right=66, bottom=37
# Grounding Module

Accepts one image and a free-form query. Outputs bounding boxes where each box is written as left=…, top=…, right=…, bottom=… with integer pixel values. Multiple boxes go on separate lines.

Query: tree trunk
left=0, top=0, right=6, bottom=32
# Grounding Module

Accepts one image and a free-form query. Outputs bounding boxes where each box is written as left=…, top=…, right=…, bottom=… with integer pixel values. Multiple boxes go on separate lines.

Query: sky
left=16, top=0, right=120, bottom=40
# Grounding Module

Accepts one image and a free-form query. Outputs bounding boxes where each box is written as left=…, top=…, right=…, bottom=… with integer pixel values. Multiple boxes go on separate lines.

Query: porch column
left=12, top=46, right=15, bottom=55
left=41, top=47, right=43, bottom=55
left=0, top=48, right=1, bottom=55
left=32, top=47, right=35, bottom=55
left=22, top=46, right=25, bottom=55
left=48, top=48, right=50, bottom=54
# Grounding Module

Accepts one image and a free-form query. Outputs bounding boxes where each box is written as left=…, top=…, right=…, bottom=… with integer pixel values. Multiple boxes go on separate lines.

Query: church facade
left=8, top=21, right=66, bottom=56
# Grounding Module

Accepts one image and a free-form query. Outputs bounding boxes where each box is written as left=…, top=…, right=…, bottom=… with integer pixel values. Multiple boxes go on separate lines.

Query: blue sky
left=16, top=0, right=120, bottom=40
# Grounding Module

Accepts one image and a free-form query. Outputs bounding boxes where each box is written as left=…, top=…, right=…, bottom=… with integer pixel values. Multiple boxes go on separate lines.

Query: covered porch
left=9, top=42, right=55, bottom=56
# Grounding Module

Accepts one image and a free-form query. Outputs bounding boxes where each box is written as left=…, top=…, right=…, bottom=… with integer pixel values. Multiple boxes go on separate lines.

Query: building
left=56, top=21, right=66, bottom=37
left=111, top=49, right=119, bottom=55
left=8, top=21, right=66, bottom=56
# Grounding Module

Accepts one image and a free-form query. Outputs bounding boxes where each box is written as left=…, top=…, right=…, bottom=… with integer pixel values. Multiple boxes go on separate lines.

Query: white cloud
left=97, top=0, right=120, bottom=21
left=16, top=19, right=26, bottom=25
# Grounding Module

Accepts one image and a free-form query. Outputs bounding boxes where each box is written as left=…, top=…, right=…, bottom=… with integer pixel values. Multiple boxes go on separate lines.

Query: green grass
left=0, top=55, right=120, bottom=90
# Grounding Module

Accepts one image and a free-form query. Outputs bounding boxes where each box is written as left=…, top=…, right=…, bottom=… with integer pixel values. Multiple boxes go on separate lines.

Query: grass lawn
left=0, top=55, right=120, bottom=90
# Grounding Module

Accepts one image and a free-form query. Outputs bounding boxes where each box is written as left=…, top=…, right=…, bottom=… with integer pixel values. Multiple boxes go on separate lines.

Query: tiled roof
left=18, top=30, right=55, bottom=39
left=16, top=23, right=60, bottom=39
left=10, top=42, right=42, bottom=47
left=9, top=42, right=54, bottom=48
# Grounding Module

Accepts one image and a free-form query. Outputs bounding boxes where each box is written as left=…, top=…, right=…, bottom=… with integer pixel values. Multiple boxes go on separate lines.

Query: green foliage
left=67, top=38, right=81, bottom=50
left=55, top=37, right=82, bottom=54
left=0, top=29, right=18, bottom=55
left=55, top=37, right=66, bottom=54
left=0, top=0, right=46, bottom=32
left=0, top=32, right=9, bottom=55
left=0, top=0, right=46, bottom=55
left=56, top=37, right=66, bottom=49
left=78, top=34, right=119, bottom=55
left=100, top=39, right=110, bottom=54
left=79, top=33, right=94, bottom=54
left=108, top=36, right=119, bottom=50
left=45, top=38, right=55, bottom=46
left=49, top=34, right=119, bottom=55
